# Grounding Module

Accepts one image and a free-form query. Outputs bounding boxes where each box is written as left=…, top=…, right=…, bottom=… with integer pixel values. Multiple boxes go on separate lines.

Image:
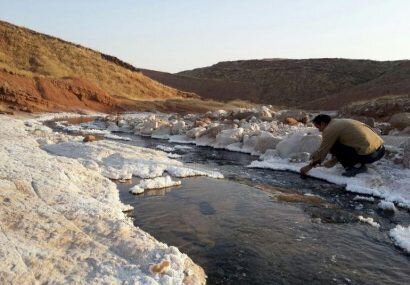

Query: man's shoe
left=342, top=164, right=367, bottom=177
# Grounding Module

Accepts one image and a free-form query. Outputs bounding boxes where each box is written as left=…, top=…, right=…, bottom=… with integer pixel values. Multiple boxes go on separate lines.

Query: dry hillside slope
left=0, top=20, right=195, bottom=112
left=144, top=58, right=410, bottom=110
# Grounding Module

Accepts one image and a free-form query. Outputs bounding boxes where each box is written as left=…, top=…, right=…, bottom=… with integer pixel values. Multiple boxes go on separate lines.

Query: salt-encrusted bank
left=0, top=115, right=206, bottom=284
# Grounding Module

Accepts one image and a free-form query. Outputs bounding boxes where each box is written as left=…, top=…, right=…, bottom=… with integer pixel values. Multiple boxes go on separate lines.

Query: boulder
left=276, top=133, right=322, bottom=158
left=215, top=128, right=244, bottom=147
left=209, top=109, right=228, bottom=119
left=152, top=125, right=171, bottom=138
left=171, top=120, right=186, bottom=135
left=138, top=117, right=169, bottom=136
left=231, top=110, right=258, bottom=121
left=277, top=110, right=309, bottom=124
left=83, top=135, right=96, bottom=143
left=258, top=106, right=273, bottom=121
left=203, top=123, right=234, bottom=138
left=252, top=132, right=282, bottom=154
left=186, top=127, right=207, bottom=139
left=194, top=117, right=212, bottom=128
left=284, top=117, right=298, bottom=125
left=107, top=121, right=120, bottom=132
left=390, top=112, right=410, bottom=130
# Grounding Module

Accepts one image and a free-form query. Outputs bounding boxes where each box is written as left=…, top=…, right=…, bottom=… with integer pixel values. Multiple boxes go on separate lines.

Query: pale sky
left=1, top=0, right=409, bottom=72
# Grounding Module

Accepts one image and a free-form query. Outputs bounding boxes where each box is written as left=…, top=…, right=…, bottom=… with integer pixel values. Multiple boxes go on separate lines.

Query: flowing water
left=50, top=119, right=410, bottom=285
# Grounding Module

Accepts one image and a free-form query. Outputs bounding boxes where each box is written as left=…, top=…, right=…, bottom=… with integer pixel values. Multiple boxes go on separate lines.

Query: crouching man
left=300, top=114, right=385, bottom=177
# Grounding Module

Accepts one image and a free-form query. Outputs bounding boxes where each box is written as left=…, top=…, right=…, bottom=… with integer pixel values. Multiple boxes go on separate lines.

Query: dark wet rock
left=308, top=207, right=358, bottom=224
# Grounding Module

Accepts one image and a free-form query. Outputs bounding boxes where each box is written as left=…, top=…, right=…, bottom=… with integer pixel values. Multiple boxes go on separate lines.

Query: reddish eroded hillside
left=0, top=20, right=196, bottom=113
left=0, top=69, right=119, bottom=112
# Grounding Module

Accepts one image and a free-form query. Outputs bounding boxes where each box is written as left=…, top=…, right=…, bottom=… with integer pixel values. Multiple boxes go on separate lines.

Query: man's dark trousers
left=330, top=142, right=385, bottom=169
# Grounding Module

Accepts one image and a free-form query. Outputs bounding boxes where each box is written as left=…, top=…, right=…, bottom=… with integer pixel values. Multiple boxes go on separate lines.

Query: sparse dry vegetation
left=0, top=20, right=199, bottom=113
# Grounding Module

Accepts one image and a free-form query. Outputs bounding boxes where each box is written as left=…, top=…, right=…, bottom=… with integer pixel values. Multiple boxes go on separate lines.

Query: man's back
left=325, top=118, right=383, bottom=155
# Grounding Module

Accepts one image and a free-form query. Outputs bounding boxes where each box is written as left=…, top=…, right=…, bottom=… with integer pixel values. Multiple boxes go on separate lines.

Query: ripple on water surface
left=119, top=177, right=410, bottom=285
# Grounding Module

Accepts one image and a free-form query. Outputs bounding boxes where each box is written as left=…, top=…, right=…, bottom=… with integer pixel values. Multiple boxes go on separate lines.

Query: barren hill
left=144, top=58, right=410, bottom=110
left=0, top=20, right=195, bottom=113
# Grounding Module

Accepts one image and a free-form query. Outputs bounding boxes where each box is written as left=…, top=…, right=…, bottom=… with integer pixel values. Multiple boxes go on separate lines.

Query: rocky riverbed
left=1, top=105, right=409, bottom=284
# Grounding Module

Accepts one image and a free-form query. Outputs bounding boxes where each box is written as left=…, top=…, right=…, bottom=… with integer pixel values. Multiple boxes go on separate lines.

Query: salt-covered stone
left=215, top=128, right=244, bottom=147
left=186, top=127, right=207, bottom=139
left=152, top=125, right=171, bottom=139
left=378, top=201, right=396, bottom=212
left=171, top=120, right=186, bottom=135
left=276, top=133, right=322, bottom=158
left=130, top=185, right=144, bottom=194
left=138, top=175, right=181, bottom=189
left=107, top=121, right=120, bottom=132
left=253, top=132, right=282, bottom=154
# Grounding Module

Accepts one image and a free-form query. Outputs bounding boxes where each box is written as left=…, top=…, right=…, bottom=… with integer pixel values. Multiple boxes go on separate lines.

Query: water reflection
left=120, top=177, right=410, bottom=285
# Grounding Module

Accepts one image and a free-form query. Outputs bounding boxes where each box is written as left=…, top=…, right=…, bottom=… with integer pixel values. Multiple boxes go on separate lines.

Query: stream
left=49, top=118, right=410, bottom=285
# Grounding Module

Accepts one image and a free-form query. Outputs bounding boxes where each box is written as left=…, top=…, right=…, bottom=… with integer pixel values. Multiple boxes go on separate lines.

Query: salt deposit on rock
left=152, top=125, right=172, bottom=139
left=378, top=201, right=397, bottom=212
left=276, top=133, right=322, bottom=159
left=171, top=120, right=186, bottom=135
left=130, top=185, right=144, bottom=195
left=358, top=216, right=380, bottom=228
left=104, top=133, right=132, bottom=141
left=0, top=115, right=206, bottom=284
left=156, top=144, right=176, bottom=152
left=389, top=225, right=410, bottom=253
left=215, top=128, right=244, bottom=148
left=138, top=176, right=182, bottom=190
left=186, top=127, right=207, bottom=139
left=353, top=195, right=375, bottom=202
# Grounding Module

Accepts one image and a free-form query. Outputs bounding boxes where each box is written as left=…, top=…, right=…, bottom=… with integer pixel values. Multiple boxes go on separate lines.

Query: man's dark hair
left=312, top=114, right=331, bottom=125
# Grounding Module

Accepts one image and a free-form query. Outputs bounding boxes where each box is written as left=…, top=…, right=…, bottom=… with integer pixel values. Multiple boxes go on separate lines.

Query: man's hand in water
left=300, top=164, right=314, bottom=177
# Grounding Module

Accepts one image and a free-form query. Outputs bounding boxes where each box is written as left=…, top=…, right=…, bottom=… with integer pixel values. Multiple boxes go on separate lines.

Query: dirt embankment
left=0, top=69, right=119, bottom=112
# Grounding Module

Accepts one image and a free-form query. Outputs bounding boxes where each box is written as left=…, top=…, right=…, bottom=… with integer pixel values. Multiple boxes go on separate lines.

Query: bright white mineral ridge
left=0, top=115, right=206, bottom=284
